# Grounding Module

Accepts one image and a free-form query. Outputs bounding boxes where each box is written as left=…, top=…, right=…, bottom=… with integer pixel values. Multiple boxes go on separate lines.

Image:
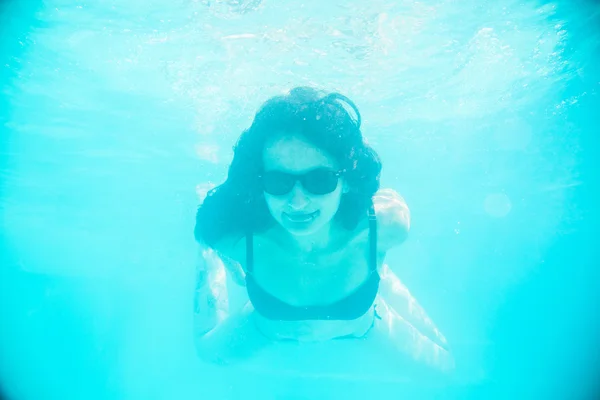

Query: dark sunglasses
left=260, top=168, right=344, bottom=196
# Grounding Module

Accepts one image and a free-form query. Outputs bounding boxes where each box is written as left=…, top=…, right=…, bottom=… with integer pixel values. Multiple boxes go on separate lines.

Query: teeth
left=290, top=215, right=311, bottom=221
left=286, top=212, right=315, bottom=222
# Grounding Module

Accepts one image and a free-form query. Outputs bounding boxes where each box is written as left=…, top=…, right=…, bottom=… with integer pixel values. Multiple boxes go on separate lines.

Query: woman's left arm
left=373, top=188, right=452, bottom=354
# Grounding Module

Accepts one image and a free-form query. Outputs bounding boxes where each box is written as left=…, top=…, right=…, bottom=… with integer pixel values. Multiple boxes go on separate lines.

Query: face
left=261, top=133, right=348, bottom=237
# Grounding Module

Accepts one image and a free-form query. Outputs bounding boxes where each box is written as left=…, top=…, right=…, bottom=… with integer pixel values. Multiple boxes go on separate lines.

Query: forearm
left=379, top=264, right=449, bottom=350
left=392, top=310, right=455, bottom=372
left=377, top=297, right=455, bottom=373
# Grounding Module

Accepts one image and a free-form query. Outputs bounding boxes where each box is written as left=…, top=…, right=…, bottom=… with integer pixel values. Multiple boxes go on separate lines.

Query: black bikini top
left=244, top=205, right=380, bottom=321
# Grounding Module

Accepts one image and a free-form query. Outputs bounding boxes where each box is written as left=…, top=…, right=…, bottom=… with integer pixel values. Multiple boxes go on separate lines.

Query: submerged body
left=195, top=189, right=451, bottom=370
left=193, top=87, right=453, bottom=372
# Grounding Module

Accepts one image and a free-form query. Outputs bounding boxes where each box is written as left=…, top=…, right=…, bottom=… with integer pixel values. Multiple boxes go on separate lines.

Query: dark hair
left=195, top=87, right=382, bottom=247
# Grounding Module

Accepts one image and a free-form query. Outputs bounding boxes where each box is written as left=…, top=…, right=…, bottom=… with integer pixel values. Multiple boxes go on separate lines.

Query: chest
left=245, top=231, right=373, bottom=305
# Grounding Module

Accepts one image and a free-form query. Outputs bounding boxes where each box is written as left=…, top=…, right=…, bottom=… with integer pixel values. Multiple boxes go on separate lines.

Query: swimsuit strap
left=246, top=233, right=254, bottom=273
left=368, top=202, right=377, bottom=272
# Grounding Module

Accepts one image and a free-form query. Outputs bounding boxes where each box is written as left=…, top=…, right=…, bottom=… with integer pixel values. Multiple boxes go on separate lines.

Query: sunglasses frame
left=259, top=168, right=346, bottom=196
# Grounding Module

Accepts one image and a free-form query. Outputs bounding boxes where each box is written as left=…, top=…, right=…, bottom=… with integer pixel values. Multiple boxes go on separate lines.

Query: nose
left=288, top=182, right=309, bottom=210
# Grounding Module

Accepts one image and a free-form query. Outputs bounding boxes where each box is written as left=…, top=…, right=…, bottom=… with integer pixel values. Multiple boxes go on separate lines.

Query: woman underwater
left=193, top=87, right=453, bottom=372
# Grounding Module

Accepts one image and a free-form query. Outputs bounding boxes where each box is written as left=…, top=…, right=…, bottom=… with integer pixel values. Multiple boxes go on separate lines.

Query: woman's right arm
left=193, top=244, right=230, bottom=337
left=193, top=236, right=247, bottom=338
left=194, top=241, right=262, bottom=364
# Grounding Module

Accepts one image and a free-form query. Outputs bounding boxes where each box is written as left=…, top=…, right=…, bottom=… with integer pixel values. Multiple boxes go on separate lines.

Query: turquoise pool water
left=1, top=0, right=599, bottom=398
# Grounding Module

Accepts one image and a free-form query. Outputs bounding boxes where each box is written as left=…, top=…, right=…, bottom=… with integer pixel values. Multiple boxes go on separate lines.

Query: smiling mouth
left=283, top=211, right=319, bottom=223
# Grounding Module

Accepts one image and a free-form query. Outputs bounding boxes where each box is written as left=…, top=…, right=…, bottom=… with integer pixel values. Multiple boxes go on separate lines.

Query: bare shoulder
left=372, top=188, right=410, bottom=251
left=213, top=234, right=246, bottom=266
left=198, top=234, right=247, bottom=284
left=343, top=189, right=410, bottom=253
left=373, top=188, right=409, bottom=212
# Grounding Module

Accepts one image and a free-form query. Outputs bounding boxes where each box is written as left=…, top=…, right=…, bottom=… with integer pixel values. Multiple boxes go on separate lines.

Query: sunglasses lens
left=303, top=169, right=339, bottom=195
left=262, top=171, right=296, bottom=195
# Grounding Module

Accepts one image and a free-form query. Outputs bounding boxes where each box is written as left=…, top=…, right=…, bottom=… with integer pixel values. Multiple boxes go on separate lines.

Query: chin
left=282, top=216, right=332, bottom=237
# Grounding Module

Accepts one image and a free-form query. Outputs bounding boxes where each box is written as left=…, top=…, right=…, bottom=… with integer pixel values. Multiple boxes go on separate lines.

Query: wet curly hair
left=195, top=86, right=382, bottom=247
